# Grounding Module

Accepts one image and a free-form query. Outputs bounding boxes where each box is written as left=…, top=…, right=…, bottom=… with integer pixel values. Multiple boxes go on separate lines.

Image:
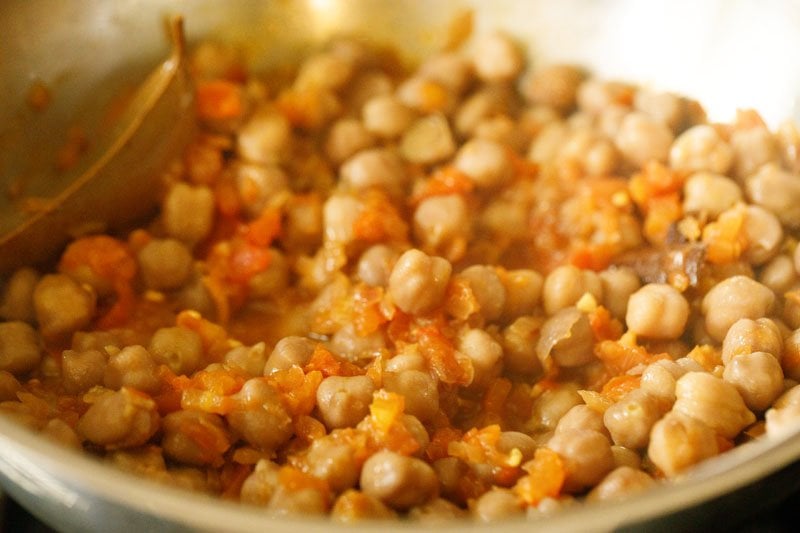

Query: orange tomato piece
left=196, top=79, right=244, bottom=121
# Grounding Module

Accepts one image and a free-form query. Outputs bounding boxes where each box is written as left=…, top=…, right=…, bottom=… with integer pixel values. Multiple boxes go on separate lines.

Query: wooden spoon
left=0, top=16, right=195, bottom=274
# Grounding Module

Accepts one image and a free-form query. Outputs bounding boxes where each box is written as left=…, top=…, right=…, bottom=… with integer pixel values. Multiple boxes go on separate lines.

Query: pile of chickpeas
left=3, top=30, right=800, bottom=523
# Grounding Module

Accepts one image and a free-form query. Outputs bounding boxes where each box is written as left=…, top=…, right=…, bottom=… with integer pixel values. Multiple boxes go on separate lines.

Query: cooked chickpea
left=760, top=255, right=797, bottom=295
left=587, top=466, right=656, bottom=502
left=162, top=410, right=230, bottom=466
left=356, top=244, right=400, bottom=287
left=555, top=404, right=606, bottom=435
left=162, top=183, right=215, bottom=245
left=453, top=138, right=513, bottom=188
left=614, top=111, right=674, bottom=167
left=682, top=172, right=742, bottom=218
left=0, top=321, right=42, bottom=375
left=0, top=371, right=21, bottom=401
left=537, top=307, right=595, bottom=368
left=721, top=318, right=783, bottom=366
left=42, top=418, right=82, bottom=449
left=723, top=351, right=784, bottom=412
left=149, top=327, right=204, bottom=376
left=268, top=485, right=328, bottom=517
left=625, top=283, right=689, bottom=340
left=237, top=108, right=291, bottom=164
left=765, top=402, right=800, bottom=439
left=302, top=437, right=359, bottom=493
left=339, top=148, right=406, bottom=197
left=702, top=276, right=775, bottom=341
left=329, top=323, right=385, bottom=362
left=542, top=265, right=603, bottom=316
left=227, top=378, right=293, bottom=450
left=730, top=125, right=778, bottom=180
left=603, top=389, right=666, bottom=449
left=599, top=267, right=640, bottom=320
left=248, top=248, right=289, bottom=299
left=137, top=238, right=194, bottom=291
left=77, top=388, right=160, bottom=449
left=742, top=205, right=783, bottom=265
left=33, top=274, right=96, bottom=342
left=455, top=86, right=513, bottom=138
left=362, top=95, right=415, bottom=139
left=240, top=459, right=280, bottom=505
left=413, top=195, right=470, bottom=259
left=458, top=265, right=506, bottom=323
left=359, top=450, right=438, bottom=510
left=640, top=359, right=686, bottom=404
left=502, top=316, right=544, bottom=376
left=528, top=121, right=570, bottom=164
left=316, top=375, right=374, bottom=429
left=331, top=490, right=397, bottom=522
left=471, top=488, right=522, bottom=522
left=408, top=499, right=466, bottom=523
left=61, top=349, right=106, bottom=394
left=500, top=269, right=543, bottom=320
left=295, top=51, right=353, bottom=91
left=669, top=125, right=733, bottom=174
left=547, top=429, right=614, bottom=493
left=323, top=193, right=362, bottom=244
left=388, top=249, right=452, bottom=315
left=745, top=162, right=800, bottom=228
left=0, top=268, right=39, bottom=322
left=472, top=32, right=523, bottom=82
left=673, top=372, right=755, bottom=439
left=523, top=64, right=584, bottom=113
left=400, top=114, right=456, bottom=165
left=577, top=79, right=633, bottom=115
left=647, top=411, right=719, bottom=477
left=265, top=336, right=317, bottom=372
left=611, top=445, right=642, bottom=470
left=235, top=163, right=289, bottom=217
left=396, top=76, right=453, bottom=114
left=783, top=329, right=800, bottom=381
left=382, top=370, right=439, bottom=422
left=418, top=52, right=473, bottom=95
left=633, top=89, right=685, bottom=131
left=457, top=328, right=503, bottom=387
left=104, top=345, right=161, bottom=394
left=559, top=127, right=620, bottom=176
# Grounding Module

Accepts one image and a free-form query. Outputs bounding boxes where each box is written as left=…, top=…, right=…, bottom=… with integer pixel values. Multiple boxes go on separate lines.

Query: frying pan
left=2, top=0, right=800, bottom=531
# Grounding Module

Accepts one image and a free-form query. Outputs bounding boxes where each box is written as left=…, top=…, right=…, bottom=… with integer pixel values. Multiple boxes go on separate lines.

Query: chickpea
left=702, top=276, right=775, bottom=341
left=465, top=488, right=521, bottom=522
left=33, top=274, right=96, bottom=342
left=611, top=445, right=641, bottom=470
left=682, top=172, right=742, bottom=218
left=382, top=370, right=438, bottom=422
left=0, top=321, right=42, bottom=375
left=362, top=95, right=415, bottom=139
left=162, top=183, right=215, bottom=245
left=401, top=414, right=430, bottom=455
left=614, top=111, right=674, bottom=167
left=388, top=249, right=452, bottom=315
left=457, top=328, right=503, bottom=387
left=542, top=265, right=603, bottom=316
left=730, top=125, right=778, bottom=180
left=603, top=389, right=666, bottom=449
left=472, top=32, right=523, bottom=82
left=765, top=402, right=800, bottom=439
left=721, top=318, right=783, bottom=366
left=640, top=359, right=686, bottom=404
left=356, top=244, right=400, bottom=287
left=265, top=336, right=317, bottom=373
left=633, top=89, right=685, bottom=131
left=331, top=490, right=397, bottom=522
left=137, top=238, right=194, bottom=291
left=240, top=459, right=280, bottom=505
left=235, top=163, right=289, bottom=217
left=673, top=372, right=755, bottom=439
left=559, top=127, right=620, bottom=176
left=227, top=378, right=293, bottom=450
left=523, top=64, right=584, bottom=113
left=329, top=323, right=385, bottom=363
left=501, top=269, right=543, bottom=320
left=223, top=343, right=268, bottom=378
left=103, top=345, right=162, bottom=394
left=0, top=370, right=21, bottom=401
left=577, top=79, right=633, bottom=115
left=742, top=205, right=784, bottom=265
left=555, top=404, right=606, bottom=435
left=316, top=375, right=374, bottom=429
left=295, top=51, right=353, bottom=92
left=61, top=349, right=106, bottom=394
left=599, top=266, right=640, bottom=320
left=268, top=485, right=328, bottom=517
left=303, top=436, right=360, bottom=493
left=455, top=86, right=514, bottom=138
left=413, top=195, right=470, bottom=260
left=0, top=267, right=39, bottom=322
left=339, top=148, right=407, bottom=197
left=502, top=316, right=544, bottom=376
left=148, top=327, right=204, bottom=376
left=237, top=108, right=291, bottom=164
left=400, top=114, right=456, bottom=165
left=323, top=193, right=361, bottom=244
left=359, top=450, right=438, bottom=510
left=42, top=418, right=82, bottom=450
left=759, top=255, right=797, bottom=295
left=723, top=351, right=784, bottom=412
left=396, top=76, right=454, bottom=115
left=625, top=283, right=689, bottom=340
left=669, top=124, right=733, bottom=175
left=745, top=162, right=800, bottom=228
left=77, top=388, right=160, bottom=449
left=248, top=248, right=289, bottom=299
left=162, top=410, right=230, bottom=466
left=547, top=429, right=614, bottom=493
left=783, top=329, right=800, bottom=381
left=458, top=265, right=506, bottom=323
left=647, top=411, right=719, bottom=477
left=586, top=466, right=656, bottom=502
left=528, top=121, right=570, bottom=164
left=408, top=498, right=466, bottom=523
left=537, top=307, right=595, bottom=368
left=453, top=138, right=513, bottom=189
left=418, top=52, right=473, bottom=95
